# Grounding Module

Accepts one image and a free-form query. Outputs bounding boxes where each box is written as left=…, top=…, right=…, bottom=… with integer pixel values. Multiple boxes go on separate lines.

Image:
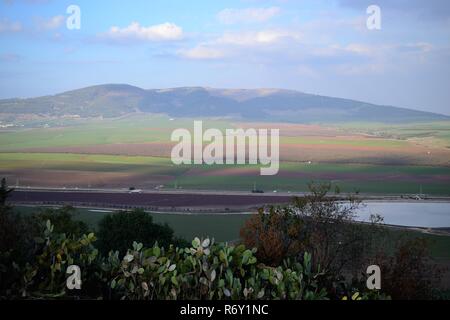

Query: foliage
left=1, top=205, right=90, bottom=296
left=108, top=238, right=327, bottom=300
left=341, top=291, right=391, bottom=301
left=333, top=277, right=391, bottom=301
left=0, top=178, right=14, bottom=206
left=1, top=207, right=444, bottom=300
left=15, top=220, right=101, bottom=299
left=96, top=209, right=177, bottom=256
left=240, top=206, right=304, bottom=266
left=0, top=183, right=36, bottom=296
left=374, top=237, right=445, bottom=300
left=0, top=181, right=446, bottom=300
left=1, top=219, right=330, bottom=300
left=30, top=206, right=90, bottom=238
left=240, top=183, right=387, bottom=282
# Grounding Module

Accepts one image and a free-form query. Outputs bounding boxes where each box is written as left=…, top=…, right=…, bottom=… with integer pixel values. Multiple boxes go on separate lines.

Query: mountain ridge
left=0, top=84, right=448, bottom=124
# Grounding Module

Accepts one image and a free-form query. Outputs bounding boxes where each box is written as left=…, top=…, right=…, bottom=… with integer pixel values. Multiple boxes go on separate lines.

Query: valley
left=1, top=114, right=449, bottom=196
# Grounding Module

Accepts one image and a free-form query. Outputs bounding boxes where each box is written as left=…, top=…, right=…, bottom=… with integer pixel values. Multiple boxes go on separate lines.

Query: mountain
left=0, top=84, right=448, bottom=123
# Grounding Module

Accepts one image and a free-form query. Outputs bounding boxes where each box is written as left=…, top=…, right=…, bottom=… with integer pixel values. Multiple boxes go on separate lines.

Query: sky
left=0, top=0, right=449, bottom=115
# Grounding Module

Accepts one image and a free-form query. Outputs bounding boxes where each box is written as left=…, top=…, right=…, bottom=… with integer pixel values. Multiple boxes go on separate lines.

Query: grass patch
left=13, top=206, right=250, bottom=243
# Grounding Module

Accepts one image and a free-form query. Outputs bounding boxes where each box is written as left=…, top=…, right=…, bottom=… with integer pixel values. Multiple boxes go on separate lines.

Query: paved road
left=8, top=187, right=450, bottom=212
left=9, top=189, right=294, bottom=209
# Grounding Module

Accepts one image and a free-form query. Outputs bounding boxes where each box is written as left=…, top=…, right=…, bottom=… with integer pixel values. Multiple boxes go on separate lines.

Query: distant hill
left=0, top=84, right=448, bottom=123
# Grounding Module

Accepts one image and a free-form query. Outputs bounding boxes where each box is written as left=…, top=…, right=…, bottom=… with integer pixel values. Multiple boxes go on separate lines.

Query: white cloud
left=175, top=10, right=437, bottom=80
left=178, top=46, right=225, bottom=60
left=0, top=16, right=64, bottom=35
left=334, top=63, right=386, bottom=76
left=308, top=43, right=377, bottom=58
left=102, top=22, right=183, bottom=42
left=397, top=42, right=433, bottom=53
left=301, top=16, right=367, bottom=34
left=217, top=7, right=280, bottom=24
left=0, top=19, right=22, bottom=33
left=344, top=43, right=373, bottom=55
left=217, top=30, right=302, bottom=46
left=178, top=28, right=302, bottom=60
left=338, top=0, right=450, bottom=21
left=35, top=15, right=65, bottom=30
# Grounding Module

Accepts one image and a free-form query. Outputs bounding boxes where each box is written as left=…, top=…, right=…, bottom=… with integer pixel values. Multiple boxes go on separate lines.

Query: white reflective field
left=358, top=202, right=450, bottom=228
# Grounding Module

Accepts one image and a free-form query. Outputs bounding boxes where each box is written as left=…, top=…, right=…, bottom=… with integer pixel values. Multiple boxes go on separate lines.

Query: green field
left=280, top=136, right=409, bottom=148
left=1, top=152, right=450, bottom=194
left=0, top=115, right=232, bottom=150
left=1, top=116, right=450, bottom=195
left=1, top=117, right=440, bottom=150
left=336, top=121, right=450, bottom=148
left=13, top=206, right=250, bottom=243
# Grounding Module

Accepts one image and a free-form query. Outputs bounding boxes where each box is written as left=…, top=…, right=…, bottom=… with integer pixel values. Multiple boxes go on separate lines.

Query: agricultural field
left=1, top=115, right=450, bottom=195
left=334, top=121, right=450, bottom=149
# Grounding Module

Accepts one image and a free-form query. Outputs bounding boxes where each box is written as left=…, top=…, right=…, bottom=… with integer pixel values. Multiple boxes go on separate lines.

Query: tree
left=97, top=209, right=176, bottom=256
left=291, top=183, right=384, bottom=278
left=0, top=177, right=26, bottom=258
left=374, top=237, right=444, bottom=300
left=0, top=178, right=14, bottom=207
left=31, top=206, right=89, bottom=238
left=240, top=206, right=304, bottom=266
left=0, top=181, right=33, bottom=294
left=240, top=182, right=386, bottom=280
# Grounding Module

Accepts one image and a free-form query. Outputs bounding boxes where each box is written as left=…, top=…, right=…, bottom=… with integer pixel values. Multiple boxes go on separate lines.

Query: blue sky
left=0, top=0, right=449, bottom=114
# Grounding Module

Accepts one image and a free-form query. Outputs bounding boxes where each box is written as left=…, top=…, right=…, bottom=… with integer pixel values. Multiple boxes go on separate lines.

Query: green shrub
left=31, top=206, right=89, bottom=238
left=97, top=210, right=177, bottom=256
left=241, top=183, right=388, bottom=288
left=374, top=238, right=445, bottom=300
left=0, top=204, right=37, bottom=296
left=10, top=220, right=102, bottom=299
left=108, top=238, right=328, bottom=300
left=2, top=220, right=331, bottom=300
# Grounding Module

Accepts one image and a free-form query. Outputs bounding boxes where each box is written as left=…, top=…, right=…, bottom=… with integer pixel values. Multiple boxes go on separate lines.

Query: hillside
left=0, top=84, right=448, bottom=123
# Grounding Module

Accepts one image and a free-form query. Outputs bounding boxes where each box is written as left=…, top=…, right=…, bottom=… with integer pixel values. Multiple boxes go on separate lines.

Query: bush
left=1, top=205, right=91, bottom=295
left=21, top=221, right=101, bottom=299
left=374, top=238, right=445, bottom=300
left=0, top=179, right=28, bottom=263
left=31, top=206, right=89, bottom=238
left=0, top=221, right=326, bottom=300
left=2, top=220, right=330, bottom=300
left=0, top=204, right=36, bottom=296
left=1, top=180, right=444, bottom=300
left=108, top=238, right=328, bottom=300
left=240, top=183, right=386, bottom=282
left=97, top=210, right=178, bottom=256
left=240, top=206, right=304, bottom=266
left=0, top=212, right=398, bottom=300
